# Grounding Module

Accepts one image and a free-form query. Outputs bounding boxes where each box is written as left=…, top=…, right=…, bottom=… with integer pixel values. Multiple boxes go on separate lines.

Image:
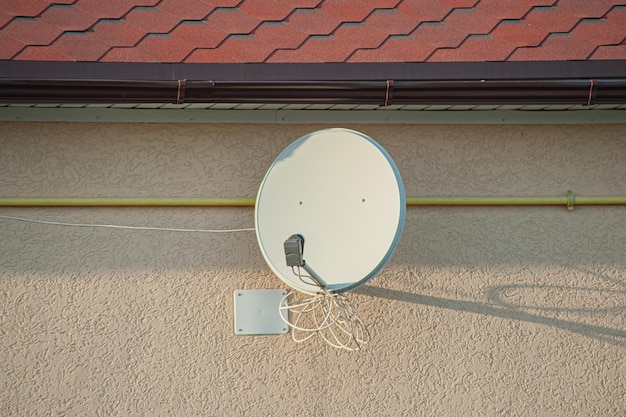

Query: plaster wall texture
left=0, top=122, right=625, bottom=416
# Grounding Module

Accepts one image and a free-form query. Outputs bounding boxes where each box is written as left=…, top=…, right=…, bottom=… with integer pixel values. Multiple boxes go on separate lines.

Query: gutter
left=1, top=78, right=626, bottom=105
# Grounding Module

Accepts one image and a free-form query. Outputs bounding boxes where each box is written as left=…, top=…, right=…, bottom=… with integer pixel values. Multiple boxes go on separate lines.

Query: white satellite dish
left=255, top=128, right=405, bottom=295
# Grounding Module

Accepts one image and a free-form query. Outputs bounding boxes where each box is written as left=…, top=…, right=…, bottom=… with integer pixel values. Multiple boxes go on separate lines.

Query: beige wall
left=1, top=122, right=625, bottom=416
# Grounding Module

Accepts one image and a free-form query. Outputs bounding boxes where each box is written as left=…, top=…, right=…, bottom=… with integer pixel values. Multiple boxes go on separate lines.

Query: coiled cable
left=279, top=266, right=369, bottom=351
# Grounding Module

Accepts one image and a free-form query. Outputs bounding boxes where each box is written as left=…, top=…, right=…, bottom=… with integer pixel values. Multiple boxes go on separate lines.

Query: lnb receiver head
left=284, top=234, right=305, bottom=267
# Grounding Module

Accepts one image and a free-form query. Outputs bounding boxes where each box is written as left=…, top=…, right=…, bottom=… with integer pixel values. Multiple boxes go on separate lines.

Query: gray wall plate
left=234, top=289, right=289, bottom=335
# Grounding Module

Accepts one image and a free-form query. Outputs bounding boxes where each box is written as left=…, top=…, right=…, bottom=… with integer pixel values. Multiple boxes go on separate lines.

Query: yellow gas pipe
left=0, top=191, right=625, bottom=210
left=0, top=197, right=256, bottom=207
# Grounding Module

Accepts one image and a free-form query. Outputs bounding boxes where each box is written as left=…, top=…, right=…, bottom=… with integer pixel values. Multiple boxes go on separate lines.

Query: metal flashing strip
left=2, top=60, right=626, bottom=82
left=0, top=106, right=624, bottom=124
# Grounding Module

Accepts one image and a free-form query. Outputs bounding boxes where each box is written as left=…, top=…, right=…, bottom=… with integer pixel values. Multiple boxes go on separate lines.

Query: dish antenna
left=255, top=128, right=405, bottom=349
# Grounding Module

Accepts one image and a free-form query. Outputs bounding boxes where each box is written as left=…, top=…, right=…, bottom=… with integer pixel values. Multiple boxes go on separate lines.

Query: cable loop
left=279, top=267, right=370, bottom=351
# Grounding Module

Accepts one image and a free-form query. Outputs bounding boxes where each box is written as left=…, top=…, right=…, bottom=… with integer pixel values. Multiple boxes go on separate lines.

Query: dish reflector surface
left=255, top=128, right=405, bottom=294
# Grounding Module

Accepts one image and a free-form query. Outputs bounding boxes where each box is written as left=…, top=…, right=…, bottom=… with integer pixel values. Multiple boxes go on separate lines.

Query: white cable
left=279, top=267, right=369, bottom=351
left=2, top=213, right=367, bottom=348
left=0, top=214, right=255, bottom=233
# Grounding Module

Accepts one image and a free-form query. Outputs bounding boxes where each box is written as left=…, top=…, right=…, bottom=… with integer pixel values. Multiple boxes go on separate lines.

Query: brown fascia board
left=2, top=60, right=626, bottom=81
left=0, top=60, right=625, bottom=105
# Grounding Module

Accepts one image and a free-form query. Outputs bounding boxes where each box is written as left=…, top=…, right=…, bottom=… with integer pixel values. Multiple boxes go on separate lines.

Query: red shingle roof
left=0, top=0, right=625, bottom=63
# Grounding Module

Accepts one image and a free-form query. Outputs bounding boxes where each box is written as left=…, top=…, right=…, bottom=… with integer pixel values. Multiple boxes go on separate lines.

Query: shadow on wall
left=363, top=207, right=626, bottom=346
left=355, top=278, right=626, bottom=348
left=397, top=207, right=626, bottom=267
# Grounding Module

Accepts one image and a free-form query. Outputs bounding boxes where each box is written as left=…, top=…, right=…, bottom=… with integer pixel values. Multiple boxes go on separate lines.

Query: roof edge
left=2, top=79, right=625, bottom=105
left=2, top=60, right=626, bottom=82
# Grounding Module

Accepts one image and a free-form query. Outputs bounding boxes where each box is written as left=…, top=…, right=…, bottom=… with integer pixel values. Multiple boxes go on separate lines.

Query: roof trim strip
left=1, top=60, right=626, bottom=82
left=1, top=107, right=624, bottom=125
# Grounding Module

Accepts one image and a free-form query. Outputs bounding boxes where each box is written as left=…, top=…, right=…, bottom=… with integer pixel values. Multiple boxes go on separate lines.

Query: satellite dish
left=255, top=128, right=405, bottom=295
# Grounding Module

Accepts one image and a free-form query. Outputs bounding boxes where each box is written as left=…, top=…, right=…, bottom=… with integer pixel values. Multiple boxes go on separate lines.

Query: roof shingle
left=442, top=8, right=500, bottom=35
left=99, top=46, right=160, bottom=62
left=394, top=1, right=450, bottom=22
left=316, top=1, right=387, bottom=22
left=474, top=0, right=551, bottom=19
left=509, top=33, right=598, bottom=61
left=362, top=10, right=418, bottom=36
left=252, top=22, right=309, bottom=49
left=572, top=18, right=626, bottom=46
left=522, top=6, right=582, bottom=33
left=589, top=43, right=626, bottom=60
left=490, top=20, right=547, bottom=48
left=156, top=0, right=217, bottom=21
left=238, top=0, right=300, bottom=21
left=347, top=36, right=435, bottom=62
left=123, top=6, right=181, bottom=33
left=2, top=17, right=62, bottom=46
left=170, top=21, right=228, bottom=49
left=134, top=33, right=195, bottom=62
left=264, top=48, right=324, bottom=63
left=0, top=0, right=625, bottom=63
left=184, top=35, right=275, bottom=63
left=283, top=9, right=341, bottom=36
left=0, top=34, right=25, bottom=59
left=90, top=19, right=147, bottom=48
left=0, top=12, right=12, bottom=30
left=50, top=32, right=112, bottom=61
left=38, top=4, right=99, bottom=32
left=555, top=0, right=614, bottom=18
left=74, top=0, right=136, bottom=20
left=428, top=34, right=516, bottom=62
left=0, top=0, right=49, bottom=19
left=411, top=22, right=466, bottom=49
left=14, top=45, right=73, bottom=61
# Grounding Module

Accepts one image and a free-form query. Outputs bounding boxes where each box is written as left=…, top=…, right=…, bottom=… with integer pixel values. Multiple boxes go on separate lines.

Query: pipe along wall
left=1, top=192, right=626, bottom=210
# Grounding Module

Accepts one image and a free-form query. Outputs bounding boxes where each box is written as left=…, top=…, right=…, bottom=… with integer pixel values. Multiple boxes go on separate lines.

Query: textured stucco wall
left=1, top=122, right=625, bottom=416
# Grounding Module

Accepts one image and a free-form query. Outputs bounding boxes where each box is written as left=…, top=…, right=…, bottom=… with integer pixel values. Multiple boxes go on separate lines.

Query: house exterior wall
left=1, top=121, right=625, bottom=416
